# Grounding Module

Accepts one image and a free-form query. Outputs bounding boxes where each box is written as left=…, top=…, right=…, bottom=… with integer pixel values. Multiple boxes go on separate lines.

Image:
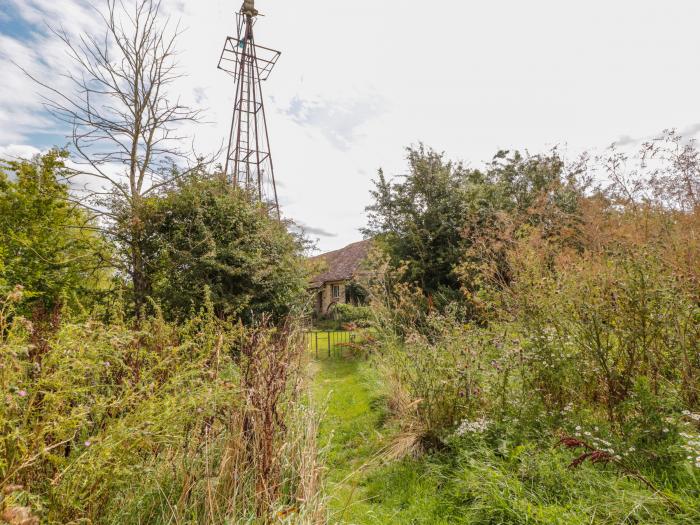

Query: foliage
left=28, top=0, right=209, bottom=318
left=312, top=357, right=700, bottom=524
left=370, top=306, right=484, bottom=454
left=0, top=289, right=323, bottom=524
left=363, top=145, right=474, bottom=296
left=0, top=150, right=111, bottom=316
left=363, top=145, right=582, bottom=317
left=329, top=303, right=373, bottom=326
left=141, top=175, right=309, bottom=322
left=344, top=281, right=369, bottom=306
left=363, top=135, right=700, bottom=522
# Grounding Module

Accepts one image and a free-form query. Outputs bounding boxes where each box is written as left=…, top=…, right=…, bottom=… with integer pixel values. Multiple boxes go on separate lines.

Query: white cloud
left=0, top=144, right=41, bottom=159
left=5, top=0, right=700, bottom=252
left=281, top=94, right=386, bottom=151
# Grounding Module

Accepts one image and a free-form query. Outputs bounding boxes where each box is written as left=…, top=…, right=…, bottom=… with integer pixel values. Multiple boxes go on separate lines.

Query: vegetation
left=24, top=0, right=210, bottom=318
left=2, top=2, right=321, bottom=520
left=352, top=132, right=700, bottom=523
left=141, top=174, right=309, bottom=322
left=2, top=1, right=699, bottom=522
left=0, top=151, right=111, bottom=318
left=327, top=303, right=373, bottom=327
left=4, top=133, right=700, bottom=522
left=363, top=144, right=579, bottom=313
left=0, top=289, right=322, bottom=524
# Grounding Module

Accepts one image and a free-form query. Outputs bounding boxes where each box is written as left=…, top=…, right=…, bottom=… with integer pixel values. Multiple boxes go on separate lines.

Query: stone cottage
left=309, top=239, right=371, bottom=315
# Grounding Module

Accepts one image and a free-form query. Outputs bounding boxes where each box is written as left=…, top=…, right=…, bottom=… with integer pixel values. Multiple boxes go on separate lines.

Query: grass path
left=309, top=358, right=458, bottom=525
left=310, top=358, right=387, bottom=524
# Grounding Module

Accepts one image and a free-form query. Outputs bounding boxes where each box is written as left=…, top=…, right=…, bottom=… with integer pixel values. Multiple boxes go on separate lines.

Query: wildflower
left=662, top=428, right=669, bottom=433
left=628, top=446, right=636, bottom=452
left=584, top=431, right=591, bottom=436
left=17, top=390, right=27, bottom=398
left=455, top=417, right=491, bottom=436
left=575, top=425, right=581, bottom=431
left=7, top=285, right=24, bottom=302
left=84, top=440, right=91, bottom=447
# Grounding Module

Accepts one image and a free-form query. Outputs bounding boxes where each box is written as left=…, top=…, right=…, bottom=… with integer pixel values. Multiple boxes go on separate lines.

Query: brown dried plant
left=556, top=435, right=680, bottom=511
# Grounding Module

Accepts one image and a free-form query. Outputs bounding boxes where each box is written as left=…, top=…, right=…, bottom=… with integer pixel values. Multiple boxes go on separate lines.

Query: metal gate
left=306, top=331, right=356, bottom=359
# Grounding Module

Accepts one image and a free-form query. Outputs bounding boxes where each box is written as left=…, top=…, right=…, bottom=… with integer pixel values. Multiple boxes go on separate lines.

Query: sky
left=2, top=0, right=700, bottom=252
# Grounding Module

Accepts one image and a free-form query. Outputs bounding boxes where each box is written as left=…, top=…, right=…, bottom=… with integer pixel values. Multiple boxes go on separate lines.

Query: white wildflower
left=455, top=417, right=491, bottom=436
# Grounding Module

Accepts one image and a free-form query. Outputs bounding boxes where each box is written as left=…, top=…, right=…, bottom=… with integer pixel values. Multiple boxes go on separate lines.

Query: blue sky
left=3, top=0, right=700, bottom=251
left=0, top=6, right=33, bottom=41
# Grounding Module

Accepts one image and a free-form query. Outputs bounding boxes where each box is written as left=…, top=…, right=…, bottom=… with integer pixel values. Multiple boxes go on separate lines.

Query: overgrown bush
left=0, top=288, right=324, bottom=524
left=365, top=134, right=700, bottom=520
left=140, top=174, right=309, bottom=322
left=329, top=303, right=373, bottom=326
left=0, top=150, right=112, bottom=317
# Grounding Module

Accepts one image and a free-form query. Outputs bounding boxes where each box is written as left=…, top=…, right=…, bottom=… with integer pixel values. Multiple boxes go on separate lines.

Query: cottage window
left=332, top=284, right=341, bottom=299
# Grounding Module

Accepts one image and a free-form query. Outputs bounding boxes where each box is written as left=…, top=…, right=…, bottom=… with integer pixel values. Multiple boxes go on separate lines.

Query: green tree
left=0, top=150, right=111, bottom=316
left=364, top=145, right=582, bottom=310
left=142, top=175, right=308, bottom=321
left=363, top=145, right=475, bottom=295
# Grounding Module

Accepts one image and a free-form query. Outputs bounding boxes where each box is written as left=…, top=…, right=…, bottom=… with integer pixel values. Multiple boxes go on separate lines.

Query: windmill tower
left=218, top=0, right=281, bottom=217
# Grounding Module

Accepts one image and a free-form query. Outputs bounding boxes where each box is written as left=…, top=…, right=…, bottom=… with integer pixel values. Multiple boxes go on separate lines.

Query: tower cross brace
left=219, top=1, right=280, bottom=218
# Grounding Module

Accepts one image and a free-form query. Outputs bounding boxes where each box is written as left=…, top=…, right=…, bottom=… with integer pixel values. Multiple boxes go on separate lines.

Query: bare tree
left=642, top=129, right=700, bottom=212
left=22, top=0, right=209, bottom=317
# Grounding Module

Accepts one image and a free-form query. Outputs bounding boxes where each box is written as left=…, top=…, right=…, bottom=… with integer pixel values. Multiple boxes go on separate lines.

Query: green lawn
left=310, top=358, right=385, bottom=524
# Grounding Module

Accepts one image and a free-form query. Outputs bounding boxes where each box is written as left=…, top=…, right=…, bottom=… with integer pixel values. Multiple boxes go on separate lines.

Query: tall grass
left=362, top=137, right=700, bottom=522
left=0, top=290, right=324, bottom=524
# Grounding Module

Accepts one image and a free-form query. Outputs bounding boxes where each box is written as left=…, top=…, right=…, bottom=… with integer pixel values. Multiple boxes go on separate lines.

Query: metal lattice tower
left=219, top=0, right=281, bottom=217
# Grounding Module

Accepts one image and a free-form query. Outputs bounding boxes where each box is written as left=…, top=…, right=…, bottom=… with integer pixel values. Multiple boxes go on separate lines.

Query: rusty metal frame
left=220, top=9, right=280, bottom=218
left=217, top=37, right=280, bottom=81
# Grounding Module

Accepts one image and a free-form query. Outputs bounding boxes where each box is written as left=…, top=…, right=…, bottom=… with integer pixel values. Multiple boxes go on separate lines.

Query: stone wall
left=318, top=280, right=346, bottom=314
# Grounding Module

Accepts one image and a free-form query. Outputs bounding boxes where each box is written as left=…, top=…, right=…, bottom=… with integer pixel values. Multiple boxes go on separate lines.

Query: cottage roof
left=309, top=239, right=372, bottom=288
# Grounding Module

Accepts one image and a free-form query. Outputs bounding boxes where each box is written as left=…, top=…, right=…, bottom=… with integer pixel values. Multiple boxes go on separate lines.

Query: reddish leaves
left=568, top=450, right=614, bottom=469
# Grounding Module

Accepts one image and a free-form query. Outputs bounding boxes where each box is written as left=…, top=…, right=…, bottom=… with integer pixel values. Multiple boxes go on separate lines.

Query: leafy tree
left=363, top=145, right=475, bottom=295
left=364, top=145, right=583, bottom=311
left=142, top=175, right=308, bottom=321
left=0, top=150, right=111, bottom=316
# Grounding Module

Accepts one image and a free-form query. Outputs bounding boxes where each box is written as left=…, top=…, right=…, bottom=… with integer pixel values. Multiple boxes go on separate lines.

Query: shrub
left=329, top=303, right=373, bottom=326
left=140, top=174, right=309, bottom=322
left=0, top=150, right=111, bottom=317
left=0, top=289, right=323, bottom=523
left=364, top=136, right=700, bottom=520
left=370, top=297, right=487, bottom=455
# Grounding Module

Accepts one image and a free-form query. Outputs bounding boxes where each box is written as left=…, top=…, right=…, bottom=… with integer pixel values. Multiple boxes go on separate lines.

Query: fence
left=305, top=330, right=356, bottom=359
